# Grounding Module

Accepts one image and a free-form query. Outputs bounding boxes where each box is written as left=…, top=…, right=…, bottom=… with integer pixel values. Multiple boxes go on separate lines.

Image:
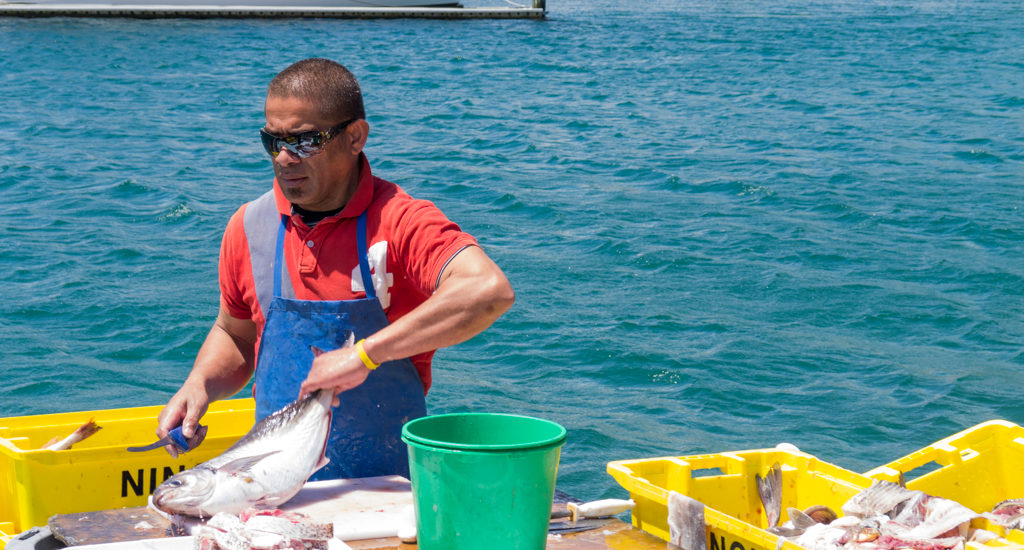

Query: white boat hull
left=15, top=0, right=459, bottom=5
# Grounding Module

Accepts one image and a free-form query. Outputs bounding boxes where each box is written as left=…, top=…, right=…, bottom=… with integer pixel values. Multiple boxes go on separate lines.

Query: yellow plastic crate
left=608, top=447, right=1024, bottom=550
left=865, top=420, right=1024, bottom=535
left=608, top=448, right=871, bottom=548
left=0, top=398, right=254, bottom=534
left=1, top=521, right=15, bottom=550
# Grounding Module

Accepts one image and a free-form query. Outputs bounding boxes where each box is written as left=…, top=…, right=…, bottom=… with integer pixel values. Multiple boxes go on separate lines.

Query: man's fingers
left=301, top=350, right=373, bottom=401
left=156, top=407, right=184, bottom=438
left=182, top=410, right=204, bottom=439
left=186, top=425, right=208, bottom=450
left=181, top=399, right=210, bottom=439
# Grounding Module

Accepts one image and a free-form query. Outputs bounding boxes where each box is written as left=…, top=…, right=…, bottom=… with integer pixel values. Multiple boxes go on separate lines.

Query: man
left=156, top=58, right=514, bottom=479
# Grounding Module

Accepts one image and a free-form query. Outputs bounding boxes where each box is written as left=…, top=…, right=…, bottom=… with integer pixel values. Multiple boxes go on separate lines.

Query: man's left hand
left=300, top=345, right=373, bottom=406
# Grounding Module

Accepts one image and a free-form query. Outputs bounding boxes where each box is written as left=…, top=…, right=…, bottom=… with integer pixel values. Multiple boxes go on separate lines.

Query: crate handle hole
left=902, top=460, right=943, bottom=482
left=691, top=467, right=725, bottom=478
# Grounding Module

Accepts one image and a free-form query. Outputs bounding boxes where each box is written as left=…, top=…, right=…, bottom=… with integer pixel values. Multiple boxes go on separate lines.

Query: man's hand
left=156, top=303, right=256, bottom=458
left=299, top=345, right=374, bottom=407
left=156, top=381, right=210, bottom=458
left=298, top=246, right=513, bottom=406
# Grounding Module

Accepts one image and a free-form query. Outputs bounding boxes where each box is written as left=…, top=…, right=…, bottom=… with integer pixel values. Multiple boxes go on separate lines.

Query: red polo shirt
left=218, top=155, right=478, bottom=392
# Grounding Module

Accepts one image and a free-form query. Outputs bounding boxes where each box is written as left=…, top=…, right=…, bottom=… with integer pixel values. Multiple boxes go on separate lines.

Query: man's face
left=263, top=95, right=358, bottom=212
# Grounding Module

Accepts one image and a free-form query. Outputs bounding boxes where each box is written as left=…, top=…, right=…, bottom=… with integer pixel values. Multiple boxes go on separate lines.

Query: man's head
left=267, top=58, right=365, bottom=123
left=262, top=58, right=370, bottom=212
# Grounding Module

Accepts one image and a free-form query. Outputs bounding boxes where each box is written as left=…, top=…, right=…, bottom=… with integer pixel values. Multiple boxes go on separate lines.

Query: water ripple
left=1, top=0, right=1023, bottom=501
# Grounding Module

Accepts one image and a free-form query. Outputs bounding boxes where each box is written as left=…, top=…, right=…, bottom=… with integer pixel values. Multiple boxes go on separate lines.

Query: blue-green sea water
left=1, top=0, right=1023, bottom=502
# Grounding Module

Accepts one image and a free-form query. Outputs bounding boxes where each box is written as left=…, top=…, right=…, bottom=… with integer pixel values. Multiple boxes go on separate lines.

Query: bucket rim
left=402, top=412, right=567, bottom=452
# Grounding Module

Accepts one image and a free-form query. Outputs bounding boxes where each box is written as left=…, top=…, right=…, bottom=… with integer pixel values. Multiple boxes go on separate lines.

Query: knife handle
left=568, top=499, right=636, bottom=521
left=168, top=426, right=191, bottom=451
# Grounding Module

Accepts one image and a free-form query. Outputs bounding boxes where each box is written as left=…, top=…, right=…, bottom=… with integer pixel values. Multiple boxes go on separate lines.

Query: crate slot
left=902, top=460, right=944, bottom=482
left=960, top=448, right=980, bottom=461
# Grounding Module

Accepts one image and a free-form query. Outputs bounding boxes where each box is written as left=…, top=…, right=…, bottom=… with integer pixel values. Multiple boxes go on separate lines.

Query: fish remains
left=152, top=388, right=333, bottom=517
left=193, top=509, right=334, bottom=550
left=755, top=462, right=1009, bottom=550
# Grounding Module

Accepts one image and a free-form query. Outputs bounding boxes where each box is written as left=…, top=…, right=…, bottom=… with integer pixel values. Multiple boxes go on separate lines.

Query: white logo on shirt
left=351, top=241, right=393, bottom=309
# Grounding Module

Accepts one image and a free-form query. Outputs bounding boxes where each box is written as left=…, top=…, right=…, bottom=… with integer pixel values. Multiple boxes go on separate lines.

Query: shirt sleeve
left=389, top=197, right=479, bottom=296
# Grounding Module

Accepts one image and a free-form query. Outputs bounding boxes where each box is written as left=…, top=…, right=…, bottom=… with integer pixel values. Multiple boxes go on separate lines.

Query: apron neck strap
left=273, top=211, right=376, bottom=300
left=356, top=210, right=376, bottom=300
left=273, top=214, right=288, bottom=298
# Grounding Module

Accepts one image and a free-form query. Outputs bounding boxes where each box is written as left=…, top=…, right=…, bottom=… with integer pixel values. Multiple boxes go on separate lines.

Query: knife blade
left=126, top=424, right=206, bottom=453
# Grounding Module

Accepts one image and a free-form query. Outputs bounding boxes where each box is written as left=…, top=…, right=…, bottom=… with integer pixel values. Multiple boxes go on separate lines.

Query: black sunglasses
left=259, top=119, right=356, bottom=159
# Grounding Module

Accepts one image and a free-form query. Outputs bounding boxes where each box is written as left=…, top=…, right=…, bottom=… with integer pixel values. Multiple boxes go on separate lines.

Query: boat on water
left=0, top=0, right=544, bottom=18
left=8, top=0, right=460, bottom=6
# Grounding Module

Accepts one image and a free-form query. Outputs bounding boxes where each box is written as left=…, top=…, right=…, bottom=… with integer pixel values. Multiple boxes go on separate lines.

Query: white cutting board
left=282, top=475, right=413, bottom=520
left=283, top=475, right=415, bottom=541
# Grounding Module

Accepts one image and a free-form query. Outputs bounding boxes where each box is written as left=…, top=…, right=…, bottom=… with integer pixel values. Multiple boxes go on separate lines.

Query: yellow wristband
left=355, top=339, right=380, bottom=370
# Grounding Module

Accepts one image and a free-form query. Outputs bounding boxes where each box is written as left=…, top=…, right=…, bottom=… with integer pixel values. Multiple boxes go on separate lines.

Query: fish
left=42, top=417, right=101, bottom=450
left=152, top=384, right=333, bottom=517
left=984, top=499, right=1024, bottom=530
left=755, top=461, right=840, bottom=538
left=193, top=509, right=333, bottom=550
left=753, top=479, right=982, bottom=550
left=668, top=491, right=707, bottom=550
left=804, top=505, right=839, bottom=525
left=841, top=480, right=918, bottom=518
left=756, top=461, right=783, bottom=528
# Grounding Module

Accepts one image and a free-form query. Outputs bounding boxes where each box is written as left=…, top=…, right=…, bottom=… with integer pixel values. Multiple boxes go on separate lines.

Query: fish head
left=153, top=466, right=220, bottom=516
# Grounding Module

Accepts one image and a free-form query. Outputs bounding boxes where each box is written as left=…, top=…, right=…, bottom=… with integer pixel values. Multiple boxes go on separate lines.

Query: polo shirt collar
left=271, top=153, right=374, bottom=219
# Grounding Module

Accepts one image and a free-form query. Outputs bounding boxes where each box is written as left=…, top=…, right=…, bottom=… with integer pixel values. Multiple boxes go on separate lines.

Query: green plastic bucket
left=402, top=412, right=567, bottom=550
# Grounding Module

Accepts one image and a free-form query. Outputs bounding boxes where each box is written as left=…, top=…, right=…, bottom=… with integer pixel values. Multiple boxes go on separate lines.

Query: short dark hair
left=266, top=58, right=366, bottom=123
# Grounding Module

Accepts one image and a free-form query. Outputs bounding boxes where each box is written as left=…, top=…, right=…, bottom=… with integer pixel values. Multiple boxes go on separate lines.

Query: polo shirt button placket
left=299, top=238, right=318, bottom=273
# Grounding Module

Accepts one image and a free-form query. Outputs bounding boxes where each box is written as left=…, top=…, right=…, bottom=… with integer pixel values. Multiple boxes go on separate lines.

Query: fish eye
left=167, top=479, right=183, bottom=487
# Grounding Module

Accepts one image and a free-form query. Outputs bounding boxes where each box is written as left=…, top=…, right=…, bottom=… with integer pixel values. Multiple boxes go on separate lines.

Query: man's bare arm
left=299, top=245, right=514, bottom=402
left=157, top=303, right=257, bottom=444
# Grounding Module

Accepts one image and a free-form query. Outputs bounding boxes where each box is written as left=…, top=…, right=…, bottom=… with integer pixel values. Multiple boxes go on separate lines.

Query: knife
left=548, top=517, right=618, bottom=534
left=547, top=498, right=635, bottom=534
left=551, top=498, right=635, bottom=521
left=126, top=425, right=206, bottom=453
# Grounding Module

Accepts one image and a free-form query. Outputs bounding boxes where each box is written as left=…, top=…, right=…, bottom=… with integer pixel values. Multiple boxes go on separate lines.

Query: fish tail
left=44, top=418, right=102, bottom=451
left=756, top=461, right=783, bottom=528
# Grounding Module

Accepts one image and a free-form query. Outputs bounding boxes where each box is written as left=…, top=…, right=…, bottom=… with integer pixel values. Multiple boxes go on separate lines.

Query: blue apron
left=245, top=191, right=426, bottom=480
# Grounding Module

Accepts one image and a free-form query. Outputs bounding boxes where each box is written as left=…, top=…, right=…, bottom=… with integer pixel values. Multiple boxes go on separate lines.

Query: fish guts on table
left=191, top=509, right=334, bottom=550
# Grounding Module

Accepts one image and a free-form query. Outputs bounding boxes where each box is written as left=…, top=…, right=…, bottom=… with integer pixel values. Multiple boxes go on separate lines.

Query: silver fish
left=777, top=481, right=979, bottom=550
left=152, top=388, right=333, bottom=517
left=841, top=480, right=918, bottom=519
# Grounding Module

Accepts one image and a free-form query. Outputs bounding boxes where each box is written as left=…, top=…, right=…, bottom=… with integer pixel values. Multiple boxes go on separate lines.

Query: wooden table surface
left=49, top=508, right=675, bottom=550
left=345, top=518, right=676, bottom=550
left=47, top=477, right=675, bottom=550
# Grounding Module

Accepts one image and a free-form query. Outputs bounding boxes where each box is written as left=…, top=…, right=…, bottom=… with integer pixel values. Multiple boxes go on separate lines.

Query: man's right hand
left=156, top=382, right=211, bottom=458
left=158, top=303, right=257, bottom=457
